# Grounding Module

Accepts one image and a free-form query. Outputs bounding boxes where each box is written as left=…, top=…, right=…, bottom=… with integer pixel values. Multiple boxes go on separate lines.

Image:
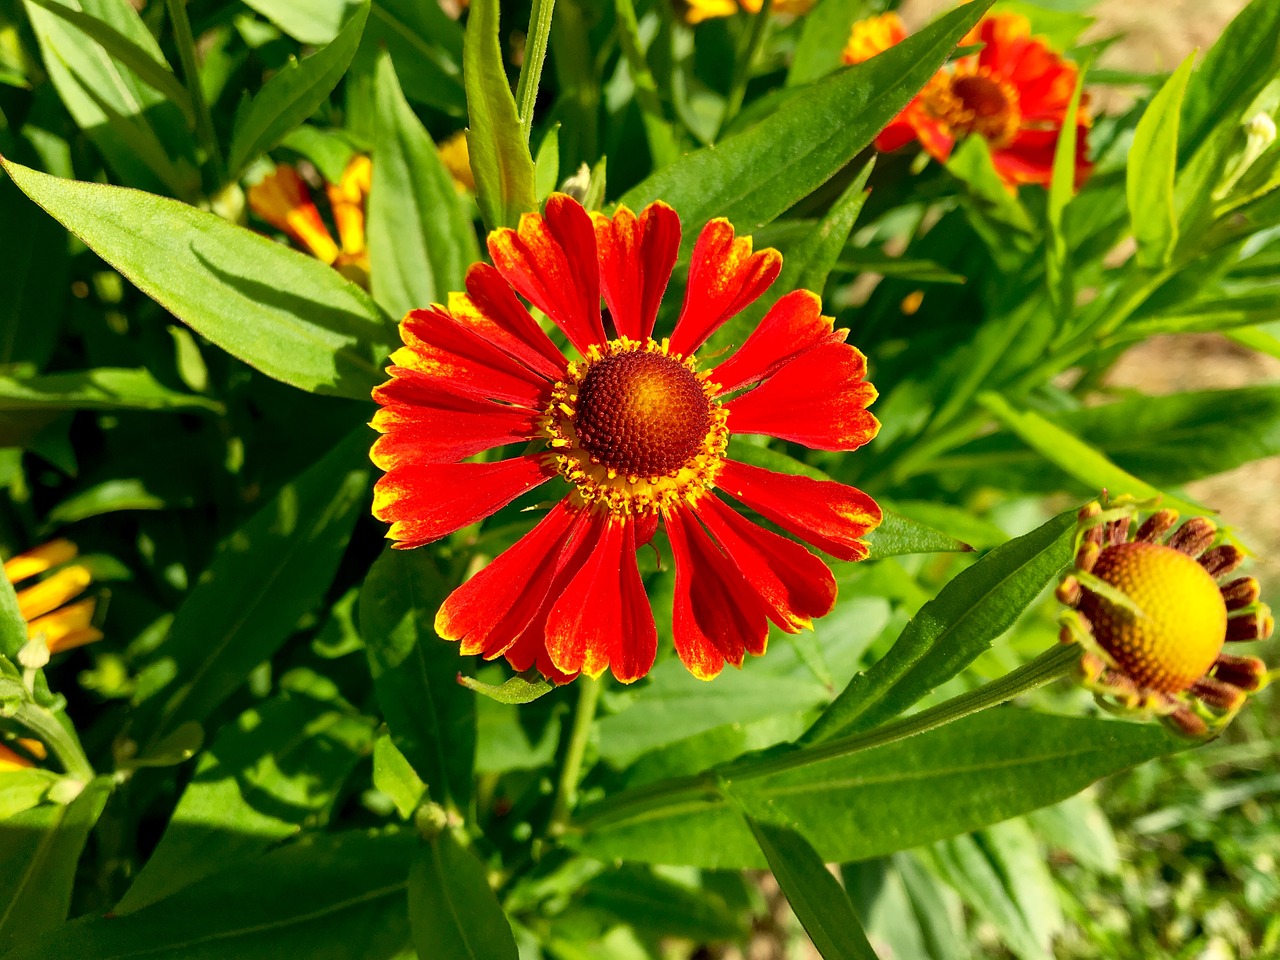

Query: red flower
left=370, top=195, right=881, bottom=684
left=844, top=12, right=1092, bottom=188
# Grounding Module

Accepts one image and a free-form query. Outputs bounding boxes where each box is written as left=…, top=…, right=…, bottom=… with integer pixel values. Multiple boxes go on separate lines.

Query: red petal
left=709, top=290, right=846, bottom=394
left=394, top=307, right=547, bottom=406
left=665, top=506, right=771, bottom=680
left=695, top=495, right=837, bottom=633
left=592, top=202, right=681, bottom=341
left=716, top=459, right=881, bottom=561
left=373, top=456, right=553, bottom=549
left=371, top=373, right=537, bottom=465
left=545, top=515, right=658, bottom=682
left=451, top=263, right=568, bottom=380
left=668, top=220, right=781, bottom=357
left=487, top=194, right=607, bottom=356
left=436, top=500, right=578, bottom=657
left=725, top=342, right=879, bottom=451
left=994, top=126, right=1092, bottom=189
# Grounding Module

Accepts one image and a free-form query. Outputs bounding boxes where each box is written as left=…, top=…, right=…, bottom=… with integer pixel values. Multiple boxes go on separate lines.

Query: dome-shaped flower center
left=573, top=350, right=712, bottom=477
left=1078, top=541, right=1228, bottom=693
left=924, top=70, right=1020, bottom=147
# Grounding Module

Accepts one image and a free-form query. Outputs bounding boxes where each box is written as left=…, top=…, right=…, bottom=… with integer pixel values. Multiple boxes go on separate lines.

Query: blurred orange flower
left=681, top=0, right=813, bottom=24
left=248, top=156, right=372, bottom=286
left=845, top=12, right=1092, bottom=188
left=4, top=539, right=101, bottom=656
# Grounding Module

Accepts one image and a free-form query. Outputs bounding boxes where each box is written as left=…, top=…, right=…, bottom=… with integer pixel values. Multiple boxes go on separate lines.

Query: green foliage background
left=0, top=0, right=1278, bottom=956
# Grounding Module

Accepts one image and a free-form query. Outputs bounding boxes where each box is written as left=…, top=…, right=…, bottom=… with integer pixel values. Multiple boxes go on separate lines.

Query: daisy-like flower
left=843, top=12, right=1092, bottom=189
left=680, top=0, right=813, bottom=25
left=247, top=155, right=371, bottom=286
left=370, top=194, right=881, bottom=684
left=4, top=540, right=102, bottom=656
left=1057, top=499, right=1273, bottom=737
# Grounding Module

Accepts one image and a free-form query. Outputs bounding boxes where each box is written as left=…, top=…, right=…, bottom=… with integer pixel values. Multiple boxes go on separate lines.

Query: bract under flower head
left=1057, top=497, right=1273, bottom=737
left=844, top=12, right=1092, bottom=188
left=370, top=194, right=881, bottom=685
left=4, top=539, right=103, bottom=656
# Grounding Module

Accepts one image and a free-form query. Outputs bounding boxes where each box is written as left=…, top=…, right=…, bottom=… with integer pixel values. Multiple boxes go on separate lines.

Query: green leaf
left=0, top=550, right=27, bottom=659
left=0, top=158, right=390, bottom=399
left=579, top=866, right=746, bottom=941
left=977, top=392, right=1204, bottom=515
left=834, top=250, right=966, bottom=284
left=457, top=670, right=555, bottom=704
left=358, top=0, right=466, bottom=117
left=1126, top=53, right=1194, bottom=269
left=359, top=548, right=476, bottom=813
left=11, top=830, right=416, bottom=960
left=575, top=709, right=1179, bottom=869
left=534, top=123, right=561, bottom=200
left=787, top=0, right=868, bottom=87
left=463, top=0, right=537, bottom=229
left=620, top=1, right=992, bottom=238
left=744, top=816, right=879, bottom=960
left=928, top=832, right=1052, bottom=960
left=23, top=0, right=192, bottom=121
left=947, top=136, right=1036, bottom=237
left=226, top=1, right=370, bottom=181
left=938, top=384, right=1280, bottom=491
left=21, top=0, right=198, bottom=197
left=1178, top=0, right=1280, bottom=160
left=802, top=508, right=1076, bottom=744
left=409, top=830, right=518, bottom=960
left=115, top=689, right=374, bottom=914
left=0, top=769, right=61, bottom=821
left=862, top=509, right=973, bottom=561
left=0, top=368, right=221, bottom=412
left=0, top=176, right=68, bottom=368
left=131, top=429, right=370, bottom=746
left=372, top=734, right=427, bottom=819
left=368, top=51, right=479, bottom=321
left=0, top=779, right=111, bottom=953
left=239, top=0, right=359, bottom=44
left=1046, top=64, right=1088, bottom=317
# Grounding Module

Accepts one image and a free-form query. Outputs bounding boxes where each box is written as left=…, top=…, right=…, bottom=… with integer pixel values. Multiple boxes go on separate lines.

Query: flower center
left=574, top=350, right=712, bottom=476
left=540, top=340, right=728, bottom=516
left=1078, top=542, right=1228, bottom=693
left=923, top=69, right=1020, bottom=148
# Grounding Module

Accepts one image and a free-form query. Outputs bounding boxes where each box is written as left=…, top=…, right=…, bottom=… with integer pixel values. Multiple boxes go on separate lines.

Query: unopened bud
left=17, top=635, right=50, bottom=671
left=1214, top=112, right=1278, bottom=200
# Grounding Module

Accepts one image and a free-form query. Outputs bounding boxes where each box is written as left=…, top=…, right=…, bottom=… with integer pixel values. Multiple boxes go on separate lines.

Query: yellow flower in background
left=680, top=0, right=813, bottom=24
left=438, top=132, right=476, bottom=194
left=0, top=743, right=34, bottom=772
left=4, top=539, right=102, bottom=656
left=247, top=156, right=371, bottom=287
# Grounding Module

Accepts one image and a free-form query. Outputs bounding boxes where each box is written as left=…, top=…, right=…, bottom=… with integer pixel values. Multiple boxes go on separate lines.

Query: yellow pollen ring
left=538, top=337, right=728, bottom=517
left=922, top=67, right=1021, bottom=148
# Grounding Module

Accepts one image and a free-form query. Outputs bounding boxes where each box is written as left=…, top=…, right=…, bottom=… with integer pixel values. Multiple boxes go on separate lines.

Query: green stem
left=516, top=0, right=556, bottom=146
left=548, top=676, right=601, bottom=836
left=11, top=701, right=95, bottom=783
left=164, top=0, right=224, bottom=185
left=575, top=644, right=1081, bottom=831
left=717, top=0, right=772, bottom=139
left=614, top=0, right=680, bottom=167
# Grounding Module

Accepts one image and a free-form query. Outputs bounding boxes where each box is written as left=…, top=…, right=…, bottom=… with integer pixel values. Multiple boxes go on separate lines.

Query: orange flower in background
left=4, top=539, right=102, bottom=656
left=370, top=194, right=881, bottom=685
left=844, top=12, right=1092, bottom=188
left=439, top=132, right=476, bottom=194
left=681, top=0, right=813, bottom=24
left=248, top=156, right=371, bottom=286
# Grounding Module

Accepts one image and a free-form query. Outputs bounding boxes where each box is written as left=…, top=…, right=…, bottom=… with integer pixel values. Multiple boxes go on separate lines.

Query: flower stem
left=11, top=700, right=95, bottom=783
left=516, top=0, right=557, bottom=146
left=164, top=0, right=224, bottom=186
left=548, top=676, right=601, bottom=836
left=717, top=0, right=772, bottom=139
left=575, top=644, right=1081, bottom=831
